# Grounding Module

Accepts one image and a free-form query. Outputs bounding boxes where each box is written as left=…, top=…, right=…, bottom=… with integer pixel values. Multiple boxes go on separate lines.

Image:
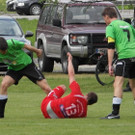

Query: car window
left=0, top=20, right=22, bottom=36
left=39, top=5, right=50, bottom=25
left=66, top=5, right=121, bottom=24
left=46, top=5, right=57, bottom=25
left=54, top=5, right=64, bottom=20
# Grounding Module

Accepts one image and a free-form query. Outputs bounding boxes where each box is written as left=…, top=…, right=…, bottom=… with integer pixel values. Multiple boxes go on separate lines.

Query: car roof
left=45, top=1, right=115, bottom=7
left=65, top=1, right=115, bottom=6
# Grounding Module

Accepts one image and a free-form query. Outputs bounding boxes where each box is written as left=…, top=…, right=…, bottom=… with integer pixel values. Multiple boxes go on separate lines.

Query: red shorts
left=41, top=86, right=65, bottom=118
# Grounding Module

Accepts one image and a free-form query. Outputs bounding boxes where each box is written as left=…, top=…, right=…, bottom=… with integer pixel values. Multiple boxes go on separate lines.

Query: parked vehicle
left=0, top=15, right=33, bottom=71
left=35, top=1, right=122, bottom=73
left=16, top=0, right=46, bottom=15
left=6, top=0, right=17, bottom=11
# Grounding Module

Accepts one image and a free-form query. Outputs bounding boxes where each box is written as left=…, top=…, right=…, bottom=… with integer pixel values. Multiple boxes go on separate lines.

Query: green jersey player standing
left=102, top=7, right=135, bottom=119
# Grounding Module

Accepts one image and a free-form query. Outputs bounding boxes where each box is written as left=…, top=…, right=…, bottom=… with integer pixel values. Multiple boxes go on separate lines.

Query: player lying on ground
left=41, top=52, right=98, bottom=118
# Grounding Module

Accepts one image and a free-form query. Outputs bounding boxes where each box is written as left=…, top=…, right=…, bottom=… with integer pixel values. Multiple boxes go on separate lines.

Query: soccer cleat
left=101, top=113, right=120, bottom=119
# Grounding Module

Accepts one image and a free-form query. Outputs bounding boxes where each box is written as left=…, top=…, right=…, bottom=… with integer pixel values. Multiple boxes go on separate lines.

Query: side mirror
left=25, top=31, right=33, bottom=37
left=53, top=19, right=61, bottom=27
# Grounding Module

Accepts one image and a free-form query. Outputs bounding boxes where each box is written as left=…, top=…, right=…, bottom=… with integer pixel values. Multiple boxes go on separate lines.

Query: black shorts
left=115, top=57, right=135, bottom=79
left=6, top=62, right=45, bottom=85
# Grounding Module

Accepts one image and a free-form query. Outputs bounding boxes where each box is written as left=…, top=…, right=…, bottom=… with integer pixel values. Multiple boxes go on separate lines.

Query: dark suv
left=35, top=1, right=122, bottom=73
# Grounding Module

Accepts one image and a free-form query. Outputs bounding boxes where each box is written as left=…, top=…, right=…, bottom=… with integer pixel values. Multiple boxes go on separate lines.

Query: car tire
left=61, top=46, right=79, bottom=73
left=38, top=45, right=54, bottom=72
left=29, top=4, right=41, bottom=15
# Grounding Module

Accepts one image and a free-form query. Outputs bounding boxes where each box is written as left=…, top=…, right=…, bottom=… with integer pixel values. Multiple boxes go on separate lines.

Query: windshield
left=66, top=5, right=121, bottom=24
left=0, top=20, right=23, bottom=36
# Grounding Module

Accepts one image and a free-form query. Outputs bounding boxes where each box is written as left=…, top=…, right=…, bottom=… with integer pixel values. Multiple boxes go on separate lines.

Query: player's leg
left=129, top=79, right=135, bottom=103
left=0, top=75, right=15, bottom=118
left=37, top=79, right=52, bottom=94
left=112, top=76, right=124, bottom=115
left=102, top=76, right=124, bottom=119
left=128, top=60, right=135, bottom=104
left=22, top=62, right=52, bottom=94
left=102, top=59, right=126, bottom=119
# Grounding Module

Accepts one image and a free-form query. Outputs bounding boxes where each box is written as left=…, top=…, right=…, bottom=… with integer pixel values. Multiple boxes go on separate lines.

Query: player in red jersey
left=41, top=52, right=98, bottom=118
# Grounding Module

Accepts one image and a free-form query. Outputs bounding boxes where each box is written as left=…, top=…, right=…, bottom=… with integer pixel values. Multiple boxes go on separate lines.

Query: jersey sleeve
left=8, top=39, right=25, bottom=50
left=69, top=81, right=82, bottom=95
left=106, top=25, right=115, bottom=39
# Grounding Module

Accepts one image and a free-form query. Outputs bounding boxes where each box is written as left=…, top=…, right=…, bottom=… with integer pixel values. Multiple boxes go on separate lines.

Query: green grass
left=17, top=19, right=38, bottom=46
left=0, top=73, right=135, bottom=135
left=0, top=0, right=7, bottom=13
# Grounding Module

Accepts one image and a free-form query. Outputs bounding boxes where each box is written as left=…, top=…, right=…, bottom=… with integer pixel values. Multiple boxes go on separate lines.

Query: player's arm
left=24, top=44, right=42, bottom=57
left=107, top=37, right=115, bottom=76
left=67, top=52, right=75, bottom=85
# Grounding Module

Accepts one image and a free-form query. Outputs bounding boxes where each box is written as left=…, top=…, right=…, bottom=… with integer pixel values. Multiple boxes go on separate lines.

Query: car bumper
left=6, top=0, right=17, bottom=11
left=7, top=4, right=16, bottom=11
left=16, top=4, right=29, bottom=14
left=68, top=45, right=88, bottom=58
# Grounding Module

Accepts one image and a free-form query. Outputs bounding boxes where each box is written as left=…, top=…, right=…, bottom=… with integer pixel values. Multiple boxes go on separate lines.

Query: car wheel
left=29, top=4, right=41, bottom=15
left=61, top=46, right=79, bottom=73
left=38, top=45, right=54, bottom=72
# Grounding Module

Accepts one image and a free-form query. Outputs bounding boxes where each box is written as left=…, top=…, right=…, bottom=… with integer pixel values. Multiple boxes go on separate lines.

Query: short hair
left=87, top=92, right=98, bottom=105
left=0, top=37, right=8, bottom=51
left=102, top=7, right=117, bottom=18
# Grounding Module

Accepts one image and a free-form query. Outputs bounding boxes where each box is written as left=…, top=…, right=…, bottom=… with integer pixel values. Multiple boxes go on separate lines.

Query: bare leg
left=128, top=79, right=135, bottom=100
left=111, top=76, right=124, bottom=115
left=0, top=75, right=15, bottom=95
left=0, top=75, right=15, bottom=118
left=37, top=79, right=52, bottom=95
left=113, top=76, right=124, bottom=98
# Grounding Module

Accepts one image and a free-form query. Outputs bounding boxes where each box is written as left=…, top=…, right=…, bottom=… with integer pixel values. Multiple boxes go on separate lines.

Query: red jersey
left=41, top=81, right=87, bottom=118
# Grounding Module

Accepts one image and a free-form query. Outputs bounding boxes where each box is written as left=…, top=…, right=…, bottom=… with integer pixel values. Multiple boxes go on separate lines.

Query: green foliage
left=0, top=0, right=7, bottom=13
left=117, top=5, right=134, bottom=10
left=0, top=73, right=135, bottom=135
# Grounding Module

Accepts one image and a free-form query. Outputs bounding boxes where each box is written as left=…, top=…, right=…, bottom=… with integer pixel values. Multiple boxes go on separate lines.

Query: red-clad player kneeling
left=41, top=52, right=98, bottom=118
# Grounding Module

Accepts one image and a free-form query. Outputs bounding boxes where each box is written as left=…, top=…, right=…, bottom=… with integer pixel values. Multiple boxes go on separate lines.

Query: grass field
left=0, top=1, right=135, bottom=134
left=0, top=73, right=135, bottom=135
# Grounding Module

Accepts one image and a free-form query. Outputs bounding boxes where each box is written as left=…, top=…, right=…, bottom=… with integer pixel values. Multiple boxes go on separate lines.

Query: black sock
left=0, top=99, right=8, bottom=118
left=112, top=104, right=120, bottom=115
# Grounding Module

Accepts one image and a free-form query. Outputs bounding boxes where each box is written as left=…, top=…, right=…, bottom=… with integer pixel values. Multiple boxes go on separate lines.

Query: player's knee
left=59, top=85, right=66, bottom=92
left=1, top=81, right=9, bottom=91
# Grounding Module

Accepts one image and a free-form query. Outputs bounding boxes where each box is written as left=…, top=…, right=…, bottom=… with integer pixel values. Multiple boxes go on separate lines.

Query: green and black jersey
left=0, top=39, right=32, bottom=71
left=106, top=20, right=135, bottom=59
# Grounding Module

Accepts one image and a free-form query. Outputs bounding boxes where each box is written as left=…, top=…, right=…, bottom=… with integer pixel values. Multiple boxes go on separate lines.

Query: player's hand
left=36, top=49, right=42, bottom=57
left=67, top=52, right=72, bottom=61
left=108, top=65, right=114, bottom=76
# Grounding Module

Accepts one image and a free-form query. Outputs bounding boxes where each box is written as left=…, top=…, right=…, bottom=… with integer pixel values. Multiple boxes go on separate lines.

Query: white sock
left=113, top=97, right=122, bottom=104
left=0, top=95, right=8, bottom=100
